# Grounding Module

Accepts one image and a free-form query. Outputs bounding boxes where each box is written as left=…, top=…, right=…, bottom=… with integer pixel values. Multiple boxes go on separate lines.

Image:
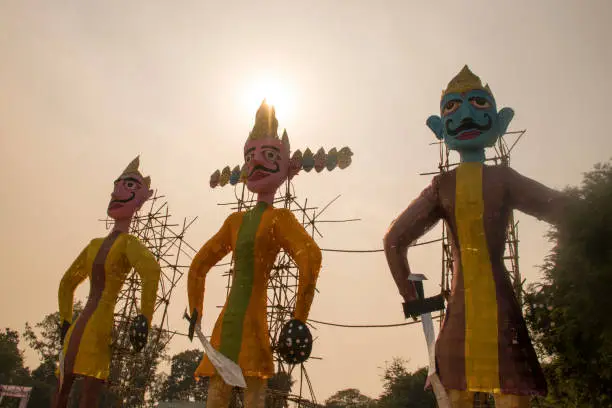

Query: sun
left=242, top=76, right=295, bottom=123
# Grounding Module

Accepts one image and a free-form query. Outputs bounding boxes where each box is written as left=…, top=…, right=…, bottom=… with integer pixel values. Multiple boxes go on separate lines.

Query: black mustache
left=248, top=163, right=279, bottom=177
left=446, top=115, right=492, bottom=137
left=110, top=192, right=135, bottom=204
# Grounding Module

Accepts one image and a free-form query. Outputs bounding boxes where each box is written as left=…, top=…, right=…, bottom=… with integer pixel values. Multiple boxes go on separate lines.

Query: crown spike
left=248, top=100, right=279, bottom=141
left=281, top=129, right=290, bottom=151
left=441, top=65, right=493, bottom=100
left=122, top=156, right=140, bottom=175
left=119, top=155, right=151, bottom=188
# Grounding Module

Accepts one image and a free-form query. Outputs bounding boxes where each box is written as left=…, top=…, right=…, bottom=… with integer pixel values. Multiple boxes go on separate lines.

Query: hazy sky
left=1, top=0, right=611, bottom=402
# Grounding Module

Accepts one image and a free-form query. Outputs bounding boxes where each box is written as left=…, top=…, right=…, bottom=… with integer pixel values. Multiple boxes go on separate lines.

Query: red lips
left=108, top=202, right=123, bottom=210
left=248, top=170, right=270, bottom=181
left=457, top=130, right=481, bottom=140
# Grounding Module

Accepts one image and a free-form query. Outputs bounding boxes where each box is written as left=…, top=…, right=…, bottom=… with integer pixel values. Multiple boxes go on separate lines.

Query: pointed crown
left=119, top=156, right=151, bottom=188
left=441, top=65, right=492, bottom=100
left=247, top=99, right=290, bottom=150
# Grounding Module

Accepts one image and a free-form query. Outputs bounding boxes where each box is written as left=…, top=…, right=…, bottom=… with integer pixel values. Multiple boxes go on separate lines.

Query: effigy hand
left=401, top=280, right=421, bottom=321
left=186, top=309, right=198, bottom=342
left=129, top=314, right=149, bottom=352
left=400, top=280, right=419, bottom=304
left=59, top=320, right=71, bottom=345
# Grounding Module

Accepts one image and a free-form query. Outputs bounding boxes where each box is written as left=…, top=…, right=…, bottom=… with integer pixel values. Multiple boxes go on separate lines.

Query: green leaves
left=525, top=160, right=612, bottom=407
left=378, top=359, right=435, bottom=408
left=325, top=388, right=377, bottom=408
left=156, top=349, right=208, bottom=403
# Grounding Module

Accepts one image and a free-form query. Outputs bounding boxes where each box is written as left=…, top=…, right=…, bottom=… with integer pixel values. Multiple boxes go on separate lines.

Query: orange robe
left=188, top=203, right=322, bottom=378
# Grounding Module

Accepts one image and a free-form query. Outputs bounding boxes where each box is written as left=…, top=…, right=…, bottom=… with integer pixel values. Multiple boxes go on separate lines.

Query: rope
left=320, top=237, right=444, bottom=253
left=307, top=314, right=442, bottom=328
left=321, top=248, right=382, bottom=253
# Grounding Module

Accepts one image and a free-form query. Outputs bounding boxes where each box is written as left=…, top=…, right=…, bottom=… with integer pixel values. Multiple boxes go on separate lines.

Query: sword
left=58, top=349, right=65, bottom=389
left=183, top=309, right=247, bottom=388
left=405, top=274, right=450, bottom=408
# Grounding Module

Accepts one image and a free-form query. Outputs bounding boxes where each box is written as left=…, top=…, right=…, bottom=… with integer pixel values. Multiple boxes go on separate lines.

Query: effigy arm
left=58, top=244, right=90, bottom=325
left=125, top=236, right=161, bottom=324
left=506, top=167, right=570, bottom=225
left=275, top=209, right=322, bottom=322
left=187, top=215, right=234, bottom=325
left=383, top=178, right=442, bottom=303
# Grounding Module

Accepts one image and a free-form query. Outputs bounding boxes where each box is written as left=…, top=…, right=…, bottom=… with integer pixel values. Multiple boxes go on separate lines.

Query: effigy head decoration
left=209, top=100, right=353, bottom=189
left=426, top=65, right=514, bottom=153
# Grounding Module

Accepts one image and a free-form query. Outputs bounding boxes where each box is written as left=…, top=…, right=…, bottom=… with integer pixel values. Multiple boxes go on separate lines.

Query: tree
left=157, top=349, right=208, bottom=402
left=23, top=301, right=83, bottom=364
left=324, top=388, right=376, bottom=408
left=0, top=328, right=30, bottom=386
left=26, top=358, right=61, bottom=408
left=103, top=325, right=171, bottom=407
left=0, top=328, right=31, bottom=408
left=266, top=371, right=295, bottom=408
left=524, top=161, right=612, bottom=407
left=377, top=358, right=436, bottom=408
left=21, top=302, right=84, bottom=407
left=22, top=303, right=171, bottom=407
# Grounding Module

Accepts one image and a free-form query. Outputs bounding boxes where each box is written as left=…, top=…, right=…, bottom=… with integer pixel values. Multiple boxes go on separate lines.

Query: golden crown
left=119, top=156, right=151, bottom=188
left=247, top=99, right=290, bottom=150
left=441, top=65, right=492, bottom=100
left=248, top=100, right=279, bottom=140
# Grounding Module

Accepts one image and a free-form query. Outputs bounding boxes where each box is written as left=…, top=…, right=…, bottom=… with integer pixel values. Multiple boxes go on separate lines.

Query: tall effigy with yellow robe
left=53, top=157, right=161, bottom=408
left=384, top=66, right=570, bottom=408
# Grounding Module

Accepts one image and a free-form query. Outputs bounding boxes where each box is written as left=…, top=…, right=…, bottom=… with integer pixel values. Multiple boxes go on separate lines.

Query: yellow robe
left=58, top=232, right=161, bottom=380
left=188, top=205, right=322, bottom=378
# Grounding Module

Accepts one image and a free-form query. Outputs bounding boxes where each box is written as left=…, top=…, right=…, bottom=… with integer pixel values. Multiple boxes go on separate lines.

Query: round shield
left=277, top=319, right=312, bottom=364
left=129, top=314, right=149, bottom=352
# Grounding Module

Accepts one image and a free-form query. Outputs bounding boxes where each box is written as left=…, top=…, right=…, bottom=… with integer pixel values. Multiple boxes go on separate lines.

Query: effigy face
left=107, top=173, right=151, bottom=220
left=243, top=136, right=290, bottom=195
left=439, top=89, right=500, bottom=150
left=107, top=157, right=153, bottom=220
left=426, top=65, right=514, bottom=154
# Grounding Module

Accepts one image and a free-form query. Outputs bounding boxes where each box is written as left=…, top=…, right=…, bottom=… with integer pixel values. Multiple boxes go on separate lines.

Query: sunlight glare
left=243, top=77, right=295, bottom=123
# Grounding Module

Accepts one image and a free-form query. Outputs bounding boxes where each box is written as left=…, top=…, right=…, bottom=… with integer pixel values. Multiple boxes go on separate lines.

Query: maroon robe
left=386, top=164, right=568, bottom=395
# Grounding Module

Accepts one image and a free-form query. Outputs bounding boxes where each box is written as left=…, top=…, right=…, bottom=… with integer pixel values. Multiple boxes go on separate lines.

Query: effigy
left=383, top=66, right=569, bottom=408
left=188, top=100, right=353, bottom=408
left=53, top=157, right=161, bottom=408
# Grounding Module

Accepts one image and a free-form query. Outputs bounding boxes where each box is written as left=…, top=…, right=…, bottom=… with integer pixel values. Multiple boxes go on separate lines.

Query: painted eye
left=469, top=97, right=491, bottom=109
left=264, top=150, right=278, bottom=162
left=442, top=100, right=461, bottom=116
left=124, top=181, right=139, bottom=191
